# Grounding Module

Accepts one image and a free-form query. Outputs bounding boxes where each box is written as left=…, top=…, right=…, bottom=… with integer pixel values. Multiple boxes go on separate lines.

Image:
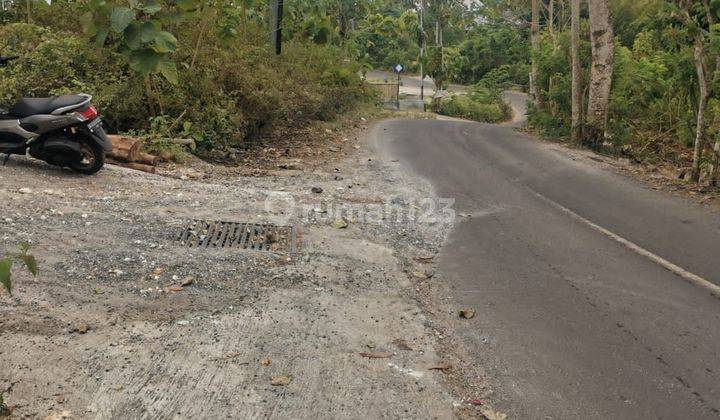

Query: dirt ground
left=0, top=116, right=505, bottom=419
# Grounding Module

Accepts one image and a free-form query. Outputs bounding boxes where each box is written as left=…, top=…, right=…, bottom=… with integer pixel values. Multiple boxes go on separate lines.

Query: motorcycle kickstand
left=2, top=153, right=9, bottom=166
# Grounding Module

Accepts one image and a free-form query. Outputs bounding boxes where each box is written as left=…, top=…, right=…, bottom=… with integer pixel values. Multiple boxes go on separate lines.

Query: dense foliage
left=0, top=0, right=369, bottom=157
left=433, top=85, right=512, bottom=122
left=521, top=0, right=720, bottom=182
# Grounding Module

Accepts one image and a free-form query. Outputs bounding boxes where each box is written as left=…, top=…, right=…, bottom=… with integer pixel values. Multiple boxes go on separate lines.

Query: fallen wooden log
left=137, top=152, right=160, bottom=166
left=107, top=158, right=156, bottom=174
left=107, top=135, right=141, bottom=162
left=168, top=138, right=196, bottom=149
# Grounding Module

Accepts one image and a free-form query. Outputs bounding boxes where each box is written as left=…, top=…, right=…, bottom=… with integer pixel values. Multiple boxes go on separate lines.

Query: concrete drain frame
left=177, top=220, right=297, bottom=254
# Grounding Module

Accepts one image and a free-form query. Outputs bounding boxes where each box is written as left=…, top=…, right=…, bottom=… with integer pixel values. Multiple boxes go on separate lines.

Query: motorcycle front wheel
left=69, top=136, right=105, bottom=175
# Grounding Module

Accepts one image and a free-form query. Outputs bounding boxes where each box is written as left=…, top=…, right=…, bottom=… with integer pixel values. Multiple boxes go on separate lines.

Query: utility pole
left=269, top=0, right=284, bottom=55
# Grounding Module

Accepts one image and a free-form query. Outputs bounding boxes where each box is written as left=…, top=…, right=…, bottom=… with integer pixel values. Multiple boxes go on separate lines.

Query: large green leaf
left=19, top=254, right=38, bottom=277
left=80, top=11, right=98, bottom=37
left=110, top=6, right=135, bottom=33
left=125, top=21, right=160, bottom=50
left=177, top=0, right=199, bottom=12
left=128, top=48, right=161, bottom=75
left=158, top=57, right=178, bottom=84
left=95, top=27, right=110, bottom=47
left=124, top=22, right=142, bottom=50
left=0, top=258, right=12, bottom=294
left=139, top=21, right=161, bottom=43
left=140, top=4, right=163, bottom=15
left=152, top=31, right=177, bottom=53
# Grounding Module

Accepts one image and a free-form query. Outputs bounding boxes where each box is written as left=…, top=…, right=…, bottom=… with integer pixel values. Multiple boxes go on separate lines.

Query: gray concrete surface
left=375, top=100, right=720, bottom=418
left=0, top=127, right=459, bottom=418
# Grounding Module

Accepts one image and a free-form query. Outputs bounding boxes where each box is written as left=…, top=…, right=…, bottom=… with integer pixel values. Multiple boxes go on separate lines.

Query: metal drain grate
left=177, top=220, right=297, bottom=254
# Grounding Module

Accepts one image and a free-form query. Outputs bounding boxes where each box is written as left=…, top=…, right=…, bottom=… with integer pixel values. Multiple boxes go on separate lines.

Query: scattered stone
left=18, top=187, right=32, bottom=194
left=311, top=187, right=324, bottom=194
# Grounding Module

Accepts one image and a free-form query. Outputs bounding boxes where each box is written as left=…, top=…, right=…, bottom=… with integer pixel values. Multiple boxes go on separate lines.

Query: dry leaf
left=428, top=363, right=453, bottom=372
left=259, top=358, right=271, bottom=366
left=44, top=411, right=73, bottom=420
left=73, top=323, right=90, bottom=334
left=271, top=375, right=293, bottom=386
left=479, top=406, right=507, bottom=420
left=152, top=267, right=164, bottom=276
left=211, top=352, right=248, bottom=362
left=331, top=218, right=349, bottom=229
left=414, top=253, right=435, bottom=263
left=166, top=285, right=184, bottom=293
left=458, top=309, right=476, bottom=319
left=392, top=339, right=413, bottom=351
left=359, top=352, right=392, bottom=359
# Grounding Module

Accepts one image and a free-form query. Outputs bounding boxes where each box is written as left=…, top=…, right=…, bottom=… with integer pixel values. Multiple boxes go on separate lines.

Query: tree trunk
left=144, top=76, right=157, bottom=117
left=570, top=0, right=582, bottom=143
left=585, top=0, right=614, bottom=150
left=712, top=139, right=720, bottom=187
left=549, top=0, right=555, bottom=39
left=691, top=36, right=709, bottom=183
left=268, top=0, right=284, bottom=55
left=530, top=0, right=542, bottom=106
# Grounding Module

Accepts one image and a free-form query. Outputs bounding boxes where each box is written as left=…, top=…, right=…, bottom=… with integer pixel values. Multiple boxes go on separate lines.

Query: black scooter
left=0, top=55, right=112, bottom=175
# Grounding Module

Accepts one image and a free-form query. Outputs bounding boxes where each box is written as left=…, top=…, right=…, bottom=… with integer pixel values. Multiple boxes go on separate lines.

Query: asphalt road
left=376, top=97, right=720, bottom=418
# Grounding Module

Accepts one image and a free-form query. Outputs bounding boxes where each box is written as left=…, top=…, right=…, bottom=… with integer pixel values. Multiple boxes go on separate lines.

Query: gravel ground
left=0, top=119, right=496, bottom=419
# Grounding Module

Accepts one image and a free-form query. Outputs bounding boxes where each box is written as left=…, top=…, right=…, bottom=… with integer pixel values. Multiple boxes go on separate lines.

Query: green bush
left=433, top=87, right=511, bottom=123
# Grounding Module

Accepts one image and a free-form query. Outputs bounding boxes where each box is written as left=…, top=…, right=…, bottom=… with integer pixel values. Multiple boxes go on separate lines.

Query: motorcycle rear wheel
left=68, top=136, right=105, bottom=175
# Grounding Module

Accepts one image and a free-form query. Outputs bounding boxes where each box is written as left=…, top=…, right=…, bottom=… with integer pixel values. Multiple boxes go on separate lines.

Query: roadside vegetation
left=0, top=0, right=529, bottom=157
left=432, top=87, right=512, bottom=123
left=2, top=0, right=718, bottom=185
left=0, top=1, right=371, bottom=160
left=509, top=0, right=720, bottom=186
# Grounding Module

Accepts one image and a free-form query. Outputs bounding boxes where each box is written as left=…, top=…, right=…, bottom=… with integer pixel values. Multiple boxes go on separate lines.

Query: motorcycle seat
left=9, top=95, right=90, bottom=118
